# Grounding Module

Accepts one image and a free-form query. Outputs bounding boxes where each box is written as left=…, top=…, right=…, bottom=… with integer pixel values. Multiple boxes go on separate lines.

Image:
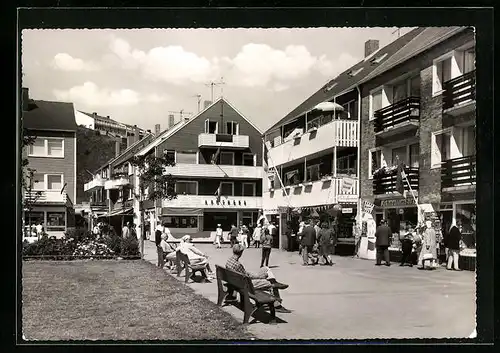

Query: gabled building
left=262, top=28, right=425, bottom=250
left=359, top=26, right=475, bottom=267
left=135, top=98, right=264, bottom=242
left=22, top=88, right=77, bottom=238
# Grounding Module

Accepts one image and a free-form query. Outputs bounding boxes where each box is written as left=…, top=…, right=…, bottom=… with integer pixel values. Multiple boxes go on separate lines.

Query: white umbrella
left=313, top=102, right=344, bottom=112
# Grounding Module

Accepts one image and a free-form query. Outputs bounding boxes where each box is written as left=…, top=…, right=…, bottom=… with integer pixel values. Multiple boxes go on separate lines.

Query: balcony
left=24, top=190, right=68, bottom=204
left=162, top=195, right=262, bottom=209
left=165, top=164, right=264, bottom=179
left=263, top=177, right=359, bottom=212
left=443, top=70, right=476, bottom=116
left=84, top=177, right=106, bottom=192
left=104, top=176, right=130, bottom=190
left=373, top=97, right=420, bottom=138
left=267, top=120, right=358, bottom=168
left=373, top=166, right=419, bottom=197
left=441, top=155, right=476, bottom=193
left=198, top=133, right=249, bottom=149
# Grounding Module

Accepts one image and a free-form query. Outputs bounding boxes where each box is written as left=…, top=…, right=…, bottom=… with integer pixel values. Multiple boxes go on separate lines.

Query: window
left=369, top=149, right=382, bottom=177
left=431, top=130, right=452, bottom=167
left=307, top=117, right=321, bottom=131
left=306, top=164, right=320, bottom=181
left=163, top=150, right=175, bottom=162
left=242, top=153, right=254, bottom=166
left=242, top=211, right=257, bottom=227
left=242, top=183, right=256, bottom=196
left=204, top=119, right=218, bottom=134
left=175, top=181, right=197, bottom=195
left=31, top=173, right=44, bottom=190
left=46, top=212, right=65, bottom=231
left=337, top=155, right=356, bottom=176
left=219, top=152, right=234, bottom=165
left=46, top=174, right=63, bottom=191
left=162, top=216, right=198, bottom=229
left=341, top=100, right=358, bottom=120
left=409, top=143, right=420, bottom=168
left=409, top=76, right=421, bottom=97
left=371, top=53, right=388, bottom=64
left=392, top=80, right=408, bottom=103
left=28, top=138, right=64, bottom=158
left=391, top=146, right=408, bottom=166
left=226, top=121, right=239, bottom=135
left=128, top=188, right=133, bottom=200
left=176, top=151, right=197, bottom=164
left=220, top=182, right=234, bottom=196
left=284, top=169, right=300, bottom=186
left=433, top=56, right=452, bottom=94
left=463, top=48, right=475, bottom=74
left=128, top=163, right=133, bottom=175
left=370, top=89, right=383, bottom=119
left=348, top=67, right=364, bottom=77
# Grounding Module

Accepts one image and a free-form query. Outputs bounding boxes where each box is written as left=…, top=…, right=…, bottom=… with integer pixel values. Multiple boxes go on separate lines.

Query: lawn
left=22, top=260, right=254, bottom=340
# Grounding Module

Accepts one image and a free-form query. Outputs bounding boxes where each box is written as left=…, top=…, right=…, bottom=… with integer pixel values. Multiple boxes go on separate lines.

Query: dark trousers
left=254, top=240, right=260, bottom=248
left=376, top=245, right=390, bottom=265
left=400, top=240, right=413, bottom=265
left=157, top=246, right=164, bottom=267
left=261, top=247, right=271, bottom=267
left=230, top=237, right=237, bottom=248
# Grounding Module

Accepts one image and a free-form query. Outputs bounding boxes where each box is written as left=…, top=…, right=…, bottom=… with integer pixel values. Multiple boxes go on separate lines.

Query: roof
left=264, top=26, right=465, bottom=133
left=24, top=100, right=77, bottom=132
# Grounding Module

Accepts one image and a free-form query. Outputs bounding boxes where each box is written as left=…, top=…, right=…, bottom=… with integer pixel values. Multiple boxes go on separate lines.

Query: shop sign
left=380, top=197, right=416, bottom=208
left=337, top=194, right=358, bottom=203
left=342, top=208, right=353, bottom=214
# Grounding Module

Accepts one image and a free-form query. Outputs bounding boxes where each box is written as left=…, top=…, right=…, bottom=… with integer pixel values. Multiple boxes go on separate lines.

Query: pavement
left=143, top=240, right=476, bottom=340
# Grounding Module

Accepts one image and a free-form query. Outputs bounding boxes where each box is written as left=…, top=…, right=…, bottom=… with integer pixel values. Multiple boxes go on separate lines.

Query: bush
left=120, top=235, right=140, bottom=258
left=103, top=233, right=122, bottom=254
left=72, top=239, right=115, bottom=259
left=65, top=228, right=95, bottom=242
left=22, top=237, right=77, bottom=260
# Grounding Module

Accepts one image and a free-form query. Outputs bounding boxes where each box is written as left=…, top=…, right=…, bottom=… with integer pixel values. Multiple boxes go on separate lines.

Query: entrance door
left=203, top=212, right=237, bottom=232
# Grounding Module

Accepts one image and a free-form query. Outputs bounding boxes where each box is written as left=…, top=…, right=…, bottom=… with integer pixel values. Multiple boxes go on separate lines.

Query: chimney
left=115, top=140, right=120, bottom=158
left=133, top=125, right=140, bottom=143
left=92, top=112, right=97, bottom=118
left=168, top=114, right=175, bottom=128
left=154, top=124, right=161, bottom=135
left=22, top=88, right=29, bottom=111
left=364, top=39, right=379, bottom=58
left=203, top=100, right=212, bottom=109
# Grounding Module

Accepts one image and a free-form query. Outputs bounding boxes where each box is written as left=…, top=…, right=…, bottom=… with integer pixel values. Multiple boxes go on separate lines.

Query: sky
left=21, top=27, right=413, bottom=133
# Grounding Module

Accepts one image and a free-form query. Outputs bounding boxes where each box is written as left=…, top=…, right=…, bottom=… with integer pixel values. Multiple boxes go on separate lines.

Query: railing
left=441, top=155, right=476, bottom=189
left=373, top=167, right=419, bottom=195
left=198, top=133, right=249, bottom=149
left=104, top=177, right=130, bottom=189
left=374, top=97, right=420, bottom=133
left=442, top=70, right=476, bottom=111
left=84, top=177, right=107, bottom=191
left=162, top=195, right=262, bottom=209
left=165, top=164, right=264, bottom=179
left=24, top=190, right=68, bottom=203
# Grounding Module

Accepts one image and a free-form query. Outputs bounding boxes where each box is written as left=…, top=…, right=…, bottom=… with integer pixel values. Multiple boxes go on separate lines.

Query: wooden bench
left=176, top=251, right=209, bottom=283
left=215, top=265, right=280, bottom=324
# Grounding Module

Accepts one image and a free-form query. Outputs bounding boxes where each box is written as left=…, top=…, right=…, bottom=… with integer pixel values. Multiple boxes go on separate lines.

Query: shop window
left=431, top=129, right=452, bottom=167
left=24, top=212, right=44, bottom=233
left=220, top=182, right=234, bottom=196
left=455, top=203, right=476, bottom=250
left=175, top=181, right=197, bottom=195
left=162, top=216, right=198, bottom=229
left=219, top=152, right=234, bottom=165
left=176, top=151, right=197, bottom=164
left=242, top=153, right=254, bottom=166
left=242, top=211, right=257, bottom=227
left=46, top=212, right=65, bottom=231
left=242, top=183, right=255, bottom=197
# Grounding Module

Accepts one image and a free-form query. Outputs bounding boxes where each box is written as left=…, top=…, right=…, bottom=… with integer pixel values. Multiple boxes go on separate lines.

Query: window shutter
left=434, top=62, right=443, bottom=92
left=431, top=134, right=442, bottom=167
left=204, top=119, right=209, bottom=133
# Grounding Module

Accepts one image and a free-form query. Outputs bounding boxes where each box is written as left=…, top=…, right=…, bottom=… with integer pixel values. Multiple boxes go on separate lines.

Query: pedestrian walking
left=446, top=221, right=463, bottom=271
left=260, top=228, right=273, bottom=267
left=317, top=222, right=336, bottom=266
left=297, top=221, right=306, bottom=255
left=215, top=224, right=223, bottom=249
left=229, top=223, right=238, bottom=248
left=155, top=222, right=164, bottom=268
left=375, top=219, right=392, bottom=266
left=419, top=221, right=438, bottom=270
left=399, top=225, right=414, bottom=267
left=240, top=224, right=249, bottom=248
left=253, top=224, right=262, bottom=248
left=301, top=219, right=318, bottom=266
left=122, top=222, right=131, bottom=238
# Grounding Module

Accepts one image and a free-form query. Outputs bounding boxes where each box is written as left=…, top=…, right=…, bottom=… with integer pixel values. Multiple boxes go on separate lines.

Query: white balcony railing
left=162, top=195, right=262, bottom=209
left=198, top=133, right=250, bottom=149
left=263, top=177, right=358, bottom=212
left=165, top=164, right=264, bottom=179
left=84, top=177, right=107, bottom=191
left=24, top=190, right=68, bottom=204
left=268, top=120, right=358, bottom=168
left=104, top=177, right=130, bottom=190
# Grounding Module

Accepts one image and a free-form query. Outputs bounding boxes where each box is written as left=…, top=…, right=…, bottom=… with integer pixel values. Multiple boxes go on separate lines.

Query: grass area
left=22, top=260, right=254, bottom=340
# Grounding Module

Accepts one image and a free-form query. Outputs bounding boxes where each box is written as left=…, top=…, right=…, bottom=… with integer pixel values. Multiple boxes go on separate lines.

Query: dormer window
left=324, top=81, right=337, bottom=92
left=348, top=67, right=364, bottom=77
left=371, top=53, right=388, bottom=65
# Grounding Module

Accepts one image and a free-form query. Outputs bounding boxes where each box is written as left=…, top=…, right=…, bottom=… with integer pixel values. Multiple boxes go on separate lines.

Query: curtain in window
left=391, top=146, right=408, bottom=166
left=392, top=81, right=407, bottom=103
left=409, top=144, right=420, bottom=168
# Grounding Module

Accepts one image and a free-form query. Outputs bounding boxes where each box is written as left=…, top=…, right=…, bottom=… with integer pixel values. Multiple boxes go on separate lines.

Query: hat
left=181, top=235, right=191, bottom=242
left=217, top=224, right=221, bottom=227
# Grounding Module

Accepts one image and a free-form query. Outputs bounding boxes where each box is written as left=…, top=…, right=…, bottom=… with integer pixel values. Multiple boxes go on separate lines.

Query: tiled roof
left=23, top=100, right=77, bottom=132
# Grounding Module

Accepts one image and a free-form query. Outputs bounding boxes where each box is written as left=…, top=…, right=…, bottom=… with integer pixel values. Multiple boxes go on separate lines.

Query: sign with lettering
left=380, top=197, right=416, bottom=208
left=341, top=177, right=355, bottom=193
left=342, top=208, right=353, bottom=214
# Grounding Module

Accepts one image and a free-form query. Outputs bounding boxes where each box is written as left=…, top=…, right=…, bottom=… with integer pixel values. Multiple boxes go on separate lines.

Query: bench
left=176, top=251, right=209, bottom=283
left=215, top=265, right=280, bottom=324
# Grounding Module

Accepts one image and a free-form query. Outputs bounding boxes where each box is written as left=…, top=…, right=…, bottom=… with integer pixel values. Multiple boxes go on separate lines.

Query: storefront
left=24, top=205, right=74, bottom=239
left=450, top=200, right=476, bottom=270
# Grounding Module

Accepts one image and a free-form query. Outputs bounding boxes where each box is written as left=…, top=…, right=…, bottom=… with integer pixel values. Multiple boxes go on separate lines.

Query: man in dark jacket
left=375, top=219, right=392, bottom=266
left=446, top=222, right=462, bottom=271
left=301, top=219, right=317, bottom=266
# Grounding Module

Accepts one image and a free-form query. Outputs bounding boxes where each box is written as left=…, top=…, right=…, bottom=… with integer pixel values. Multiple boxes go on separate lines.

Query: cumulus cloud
left=52, top=53, right=100, bottom=72
left=53, top=82, right=144, bottom=106
left=315, top=53, right=359, bottom=77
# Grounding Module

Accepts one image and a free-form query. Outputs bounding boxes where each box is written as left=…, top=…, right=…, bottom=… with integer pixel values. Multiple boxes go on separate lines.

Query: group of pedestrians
left=296, top=219, right=337, bottom=266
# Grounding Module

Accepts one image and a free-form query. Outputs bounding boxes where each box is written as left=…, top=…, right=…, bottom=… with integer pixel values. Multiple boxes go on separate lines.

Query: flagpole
left=401, top=168, right=422, bottom=219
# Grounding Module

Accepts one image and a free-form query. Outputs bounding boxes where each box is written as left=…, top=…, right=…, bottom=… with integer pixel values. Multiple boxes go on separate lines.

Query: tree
left=22, top=129, right=42, bottom=239
left=130, top=153, right=177, bottom=202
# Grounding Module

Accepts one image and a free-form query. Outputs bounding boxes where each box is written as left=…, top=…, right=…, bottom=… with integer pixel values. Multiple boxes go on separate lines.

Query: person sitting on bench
left=225, top=244, right=291, bottom=313
left=179, top=235, right=215, bottom=279
left=160, top=233, right=178, bottom=269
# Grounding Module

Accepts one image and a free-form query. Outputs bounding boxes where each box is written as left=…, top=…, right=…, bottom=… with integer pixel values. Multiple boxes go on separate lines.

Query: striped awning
left=100, top=207, right=133, bottom=217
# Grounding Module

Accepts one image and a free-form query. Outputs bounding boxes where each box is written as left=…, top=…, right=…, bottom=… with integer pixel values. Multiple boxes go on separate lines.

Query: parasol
left=313, top=102, right=345, bottom=112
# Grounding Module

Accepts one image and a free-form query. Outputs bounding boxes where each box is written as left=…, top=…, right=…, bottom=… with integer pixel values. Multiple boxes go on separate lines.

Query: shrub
left=65, top=228, right=95, bottom=242
left=103, top=233, right=122, bottom=254
left=120, top=235, right=140, bottom=258
left=72, top=239, right=115, bottom=259
left=22, top=237, right=77, bottom=260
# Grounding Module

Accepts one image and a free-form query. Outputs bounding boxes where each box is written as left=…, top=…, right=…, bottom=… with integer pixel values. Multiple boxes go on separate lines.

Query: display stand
left=357, top=212, right=376, bottom=260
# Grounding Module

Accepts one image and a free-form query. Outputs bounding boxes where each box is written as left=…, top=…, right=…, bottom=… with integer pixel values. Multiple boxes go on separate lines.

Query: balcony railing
left=24, top=190, right=68, bottom=204
left=165, top=164, right=264, bottom=179
left=374, top=97, right=420, bottom=134
left=443, top=70, right=476, bottom=111
left=162, top=195, right=262, bottom=209
left=198, top=133, right=250, bottom=149
left=84, top=177, right=107, bottom=192
left=104, top=177, right=130, bottom=190
left=373, top=166, right=419, bottom=195
left=441, top=155, right=476, bottom=190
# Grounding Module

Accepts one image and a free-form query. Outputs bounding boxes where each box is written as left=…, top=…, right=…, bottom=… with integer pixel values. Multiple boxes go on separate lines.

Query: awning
left=161, top=207, right=203, bottom=216
left=100, top=207, right=133, bottom=217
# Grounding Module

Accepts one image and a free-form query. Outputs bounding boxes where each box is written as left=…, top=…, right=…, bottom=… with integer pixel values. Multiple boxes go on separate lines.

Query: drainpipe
left=355, top=85, right=362, bottom=237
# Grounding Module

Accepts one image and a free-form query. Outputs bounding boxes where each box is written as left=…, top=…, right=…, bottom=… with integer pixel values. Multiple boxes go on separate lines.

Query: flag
left=395, top=163, right=405, bottom=195
left=214, top=182, right=221, bottom=202
left=211, top=148, right=221, bottom=165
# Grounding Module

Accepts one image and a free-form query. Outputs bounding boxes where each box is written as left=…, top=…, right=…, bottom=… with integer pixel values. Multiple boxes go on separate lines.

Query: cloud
left=315, top=53, right=359, bottom=77
left=145, top=93, right=170, bottom=103
left=52, top=53, right=100, bottom=72
left=53, top=82, right=141, bottom=106
left=272, top=83, right=290, bottom=92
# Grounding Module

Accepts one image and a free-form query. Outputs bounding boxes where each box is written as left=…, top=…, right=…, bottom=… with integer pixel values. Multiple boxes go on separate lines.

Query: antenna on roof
left=205, top=77, right=225, bottom=102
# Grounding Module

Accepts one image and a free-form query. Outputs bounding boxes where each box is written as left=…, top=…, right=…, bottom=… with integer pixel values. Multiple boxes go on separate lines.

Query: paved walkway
left=143, top=241, right=475, bottom=339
